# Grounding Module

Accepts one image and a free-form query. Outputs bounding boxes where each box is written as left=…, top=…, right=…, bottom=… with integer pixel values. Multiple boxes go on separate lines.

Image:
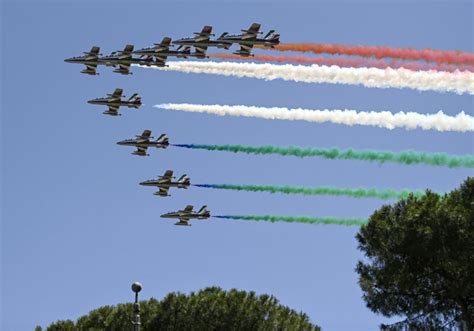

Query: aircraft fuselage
left=87, top=99, right=141, bottom=109
left=172, top=39, right=231, bottom=49
left=133, top=49, right=189, bottom=58
left=116, top=140, right=168, bottom=148
left=217, top=36, right=279, bottom=48
left=160, top=211, right=210, bottom=220
left=139, top=180, right=189, bottom=189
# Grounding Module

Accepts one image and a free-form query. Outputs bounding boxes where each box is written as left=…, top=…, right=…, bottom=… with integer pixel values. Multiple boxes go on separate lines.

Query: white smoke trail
left=155, top=103, right=474, bottom=132
left=135, top=61, right=474, bottom=95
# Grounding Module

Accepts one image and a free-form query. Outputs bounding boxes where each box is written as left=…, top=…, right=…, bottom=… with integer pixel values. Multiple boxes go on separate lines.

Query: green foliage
left=356, top=177, right=474, bottom=330
left=45, top=320, right=75, bottom=331
left=45, top=287, right=320, bottom=331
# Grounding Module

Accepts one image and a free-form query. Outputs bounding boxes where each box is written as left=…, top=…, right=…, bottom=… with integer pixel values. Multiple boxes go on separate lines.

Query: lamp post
left=131, top=282, right=142, bottom=331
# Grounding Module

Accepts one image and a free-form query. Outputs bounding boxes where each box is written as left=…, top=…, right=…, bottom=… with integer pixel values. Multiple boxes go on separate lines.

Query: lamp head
left=131, top=282, right=142, bottom=294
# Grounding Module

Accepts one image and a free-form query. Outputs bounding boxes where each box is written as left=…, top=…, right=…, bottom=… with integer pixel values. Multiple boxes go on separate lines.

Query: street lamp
left=131, top=282, right=142, bottom=331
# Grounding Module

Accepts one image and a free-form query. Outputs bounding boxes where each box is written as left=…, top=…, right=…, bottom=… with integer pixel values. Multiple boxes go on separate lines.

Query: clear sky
left=2, top=1, right=473, bottom=330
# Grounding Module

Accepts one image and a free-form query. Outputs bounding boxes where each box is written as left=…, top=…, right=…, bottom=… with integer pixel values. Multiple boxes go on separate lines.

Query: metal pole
left=131, top=282, right=142, bottom=331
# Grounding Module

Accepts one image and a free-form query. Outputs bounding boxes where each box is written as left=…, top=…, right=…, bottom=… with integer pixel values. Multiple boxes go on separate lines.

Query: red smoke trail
left=255, top=44, right=474, bottom=66
left=210, top=53, right=474, bottom=73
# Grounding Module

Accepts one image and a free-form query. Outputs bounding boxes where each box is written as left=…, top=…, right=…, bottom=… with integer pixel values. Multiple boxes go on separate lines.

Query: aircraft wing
left=183, top=205, right=193, bottom=213
left=155, top=40, right=171, bottom=53
left=242, top=23, right=261, bottom=40
left=107, top=105, right=120, bottom=116
left=155, top=54, right=168, bottom=63
left=195, top=45, right=208, bottom=58
left=155, top=37, right=172, bottom=52
left=156, top=187, right=170, bottom=196
left=115, top=63, right=131, bottom=75
left=175, top=218, right=190, bottom=226
left=88, top=46, right=101, bottom=56
left=107, top=88, right=123, bottom=102
left=162, top=170, right=173, bottom=179
left=141, top=130, right=152, bottom=139
left=135, top=146, right=148, bottom=155
left=154, top=57, right=167, bottom=67
left=83, top=64, right=98, bottom=75
left=195, top=25, right=212, bottom=42
left=122, top=44, right=134, bottom=55
left=111, top=88, right=123, bottom=97
left=238, top=44, right=253, bottom=56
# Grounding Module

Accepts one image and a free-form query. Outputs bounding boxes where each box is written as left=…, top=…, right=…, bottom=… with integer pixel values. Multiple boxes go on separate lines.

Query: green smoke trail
left=215, top=215, right=368, bottom=226
left=173, top=144, right=474, bottom=168
left=194, top=184, right=427, bottom=200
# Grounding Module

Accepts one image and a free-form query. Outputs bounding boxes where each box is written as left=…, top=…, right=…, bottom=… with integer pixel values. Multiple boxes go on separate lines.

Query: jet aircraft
left=160, top=205, right=211, bottom=226
left=100, top=44, right=165, bottom=75
left=133, top=37, right=198, bottom=61
left=99, top=44, right=136, bottom=75
left=172, top=25, right=231, bottom=58
left=217, top=23, right=280, bottom=56
left=139, top=170, right=191, bottom=197
left=87, top=88, right=142, bottom=116
left=116, top=130, right=169, bottom=156
left=64, top=46, right=102, bottom=75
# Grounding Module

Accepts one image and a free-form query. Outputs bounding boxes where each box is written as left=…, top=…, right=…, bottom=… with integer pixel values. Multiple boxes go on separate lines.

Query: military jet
left=87, top=88, right=141, bottom=116
left=99, top=44, right=136, bottom=75
left=116, top=130, right=169, bottom=156
left=172, top=25, right=231, bottom=58
left=217, top=23, right=280, bottom=57
left=99, top=44, right=165, bottom=75
left=161, top=205, right=211, bottom=226
left=139, top=170, right=191, bottom=197
left=64, top=46, right=102, bottom=75
left=133, top=37, right=194, bottom=61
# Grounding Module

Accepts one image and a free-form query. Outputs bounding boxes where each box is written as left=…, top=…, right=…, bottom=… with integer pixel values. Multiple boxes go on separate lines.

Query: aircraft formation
left=65, top=23, right=280, bottom=75
left=65, top=23, right=279, bottom=226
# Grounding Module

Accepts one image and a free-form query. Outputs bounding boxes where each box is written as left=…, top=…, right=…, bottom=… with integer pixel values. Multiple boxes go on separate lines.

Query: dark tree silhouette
left=46, top=287, right=320, bottom=331
left=356, top=177, right=474, bottom=330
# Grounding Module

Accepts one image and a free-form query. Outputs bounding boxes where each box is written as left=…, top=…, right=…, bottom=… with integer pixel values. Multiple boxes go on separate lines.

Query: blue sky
left=2, top=1, right=472, bottom=330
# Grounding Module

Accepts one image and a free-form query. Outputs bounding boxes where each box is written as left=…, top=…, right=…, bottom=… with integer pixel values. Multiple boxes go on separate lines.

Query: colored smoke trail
left=172, top=144, right=474, bottom=168
left=195, top=184, right=426, bottom=200
left=211, top=53, right=474, bottom=73
left=136, top=61, right=474, bottom=95
left=257, top=43, right=474, bottom=66
left=214, top=215, right=368, bottom=226
left=156, top=103, right=474, bottom=132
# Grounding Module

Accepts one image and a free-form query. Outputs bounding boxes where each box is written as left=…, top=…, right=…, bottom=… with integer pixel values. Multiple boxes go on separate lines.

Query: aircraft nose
left=116, top=140, right=125, bottom=145
left=64, top=58, right=73, bottom=63
left=139, top=181, right=147, bottom=185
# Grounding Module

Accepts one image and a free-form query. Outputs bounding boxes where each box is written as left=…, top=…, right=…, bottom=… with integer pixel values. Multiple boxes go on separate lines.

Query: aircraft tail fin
left=269, top=33, right=280, bottom=43
left=263, top=30, right=275, bottom=39
left=178, top=175, right=191, bottom=185
left=198, top=205, right=209, bottom=214
left=128, top=93, right=141, bottom=103
left=156, top=134, right=169, bottom=145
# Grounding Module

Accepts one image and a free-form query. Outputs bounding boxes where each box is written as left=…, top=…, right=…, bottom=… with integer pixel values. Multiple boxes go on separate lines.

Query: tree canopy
left=356, top=177, right=474, bottom=330
left=44, top=287, right=320, bottom=331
